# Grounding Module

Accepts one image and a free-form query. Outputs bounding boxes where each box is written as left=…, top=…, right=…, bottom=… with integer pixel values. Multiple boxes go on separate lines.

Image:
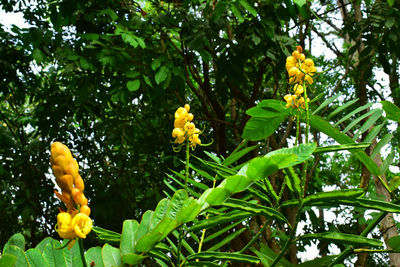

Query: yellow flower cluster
left=284, top=46, right=315, bottom=109
left=50, top=142, right=92, bottom=242
left=172, top=104, right=201, bottom=148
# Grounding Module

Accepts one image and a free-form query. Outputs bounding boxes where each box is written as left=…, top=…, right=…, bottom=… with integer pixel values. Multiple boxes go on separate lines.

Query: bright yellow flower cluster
left=284, top=46, right=315, bottom=109
left=50, top=142, right=92, bottom=243
left=172, top=104, right=201, bottom=148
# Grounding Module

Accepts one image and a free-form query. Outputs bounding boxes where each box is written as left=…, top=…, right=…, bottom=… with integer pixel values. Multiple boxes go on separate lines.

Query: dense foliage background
left=1, top=0, right=400, bottom=265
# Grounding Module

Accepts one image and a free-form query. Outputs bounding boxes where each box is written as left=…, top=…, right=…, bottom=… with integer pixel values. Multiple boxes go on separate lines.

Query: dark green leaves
left=381, top=101, right=400, bottom=122
left=126, top=80, right=140, bottom=92
left=299, top=232, right=382, bottom=247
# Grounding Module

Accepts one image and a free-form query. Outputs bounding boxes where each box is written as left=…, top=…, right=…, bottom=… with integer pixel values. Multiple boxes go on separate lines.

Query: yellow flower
left=71, top=213, right=93, bottom=239
left=56, top=212, right=76, bottom=239
left=189, top=134, right=201, bottom=147
left=294, top=84, right=304, bottom=95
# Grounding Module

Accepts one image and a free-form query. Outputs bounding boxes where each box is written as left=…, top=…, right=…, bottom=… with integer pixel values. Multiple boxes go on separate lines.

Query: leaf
left=381, top=101, right=400, bottom=122
left=265, top=142, right=317, bottom=168
left=299, top=232, right=382, bottom=247
left=155, top=66, right=169, bottom=84
left=126, top=80, right=140, bottom=91
left=364, top=123, right=385, bottom=143
left=297, top=255, right=338, bottom=267
left=102, top=244, right=121, bottom=267
left=92, top=227, right=121, bottom=244
left=33, top=48, right=45, bottom=64
left=238, top=0, right=258, bottom=17
left=3, top=233, right=25, bottom=252
left=314, top=143, right=371, bottom=153
left=380, top=151, right=395, bottom=175
left=245, top=157, right=280, bottom=181
left=342, top=109, right=379, bottom=134
left=293, top=0, right=307, bottom=7
left=326, top=98, right=359, bottom=120
left=121, top=220, right=143, bottom=264
left=2, top=245, right=28, bottom=267
left=186, top=252, right=259, bottom=263
left=85, top=247, right=104, bottom=267
left=230, top=3, right=244, bottom=23
left=242, top=116, right=287, bottom=141
left=389, top=176, right=400, bottom=192
left=204, top=187, right=231, bottom=205
left=26, top=248, right=49, bottom=267
left=371, top=134, right=393, bottom=159
left=388, top=236, right=400, bottom=251
left=208, top=228, right=246, bottom=251
left=333, top=103, right=373, bottom=127
left=204, top=220, right=245, bottom=243
left=189, top=211, right=252, bottom=232
left=222, top=145, right=257, bottom=166
left=151, top=58, right=162, bottom=71
left=223, top=175, right=253, bottom=193
left=387, top=0, right=395, bottom=7
left=222, top=198, right=288, bottom=223
left=126, top=70, right=140, bottom=79
left=352, top=109, right=383, bottom=140
left=285, top=166, right=301, bottom=195
left=0, top=254, right=17, bottom=267
left=251, top=243, right=294, bottom=267
left=176, top=197, right=201, bottom=223
left=312, top=93, right=343, bottom=115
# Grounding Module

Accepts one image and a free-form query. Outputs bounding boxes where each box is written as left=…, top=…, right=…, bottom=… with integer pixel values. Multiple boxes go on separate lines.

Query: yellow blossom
left=71, top=213, right=93, bottom=239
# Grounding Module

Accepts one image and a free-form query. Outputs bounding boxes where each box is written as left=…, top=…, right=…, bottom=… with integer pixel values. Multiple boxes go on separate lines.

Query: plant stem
left=295, top=113, right=300, bottom=146
left=303, top=83, right=310, bottom=143
left=79, top=238, right=88, bottom=267
left=185, top=140, right=190, bottom=191
left=176, top=227, right=184, bottom=266
left=239, top=218, right=272, bottom=254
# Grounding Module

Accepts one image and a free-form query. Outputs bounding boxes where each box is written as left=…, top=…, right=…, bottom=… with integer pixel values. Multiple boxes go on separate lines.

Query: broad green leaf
left=4, top=233, right=25, bottom=252
left=120, top=220, right=140, bottom=262
left=352, top=109, right=383, bottom=140
left=186, top=252, right=259, bottom=264
left=0, top=254, right=17, bottom=267
left=208, top=228, right=246, bottom=251
left=171, top=230, right=196, bottom=255
left=85, top=247, right=104, bottom=267
left=92, top=227, right=121, bottom=245
left=388, top=236, right=400, bottom=251
left=230, top=3, right=244, bottom=23
left=126, top=80, right=140, bottom=91
left=135, top=211, right=154, bottom=243
left=293, top=0, right=307, bottom=6
left=333, top=103, right=373, bottom=127
left=151, top=198, right=169, bottom=229
left=389, top=176, right=400, bottom=192
left=2, top=245, right=28, bottom=267
left=309, top=115, right=380, bottom=175
left=387, top=0, right=395, bottom=7
left=204, top=187, right=231, bottom=205
left=299, top=232, right=382, bottom=247
left=312, top=93, right=343, bottom=115
left=371, top=134, right=393, bottom=159
left=102, top=244, right=121, bottom=267
left=314, top=143, right=370, bottom=153
left=381, top=100, right=400, bottom=122
left=265, top=142, right=316, bottom=168
left=380, top=151, right=395, bottom=175
left=189, top=211, right=252, bottom=232
left=223, top=145, right=257, bottom=166
left=222, top=198, right=287, bottom=223
left=326, top=98, right=359, bottom=120
left=223, top=175, right=253, bottom=193
left=26, top=248, right=49, bottom=267
left=176, top=197, right=201, bottom=223
left=245, top=157, right=279, bottom=181
left=167, top=189, right=188, bottom=220
left=238, top=0, right=257, bottom=17
left=35, top=237, right=53, bottom=253
left=126, top=70, right=140, bottom=79
left=151, top=58, right=162, bottom=70
left=242, top=116, right=287, bottom=141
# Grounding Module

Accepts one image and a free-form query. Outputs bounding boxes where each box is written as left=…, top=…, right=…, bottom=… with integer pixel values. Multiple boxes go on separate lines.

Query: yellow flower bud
left=184, top=104, right=190, bottom=112
left=304, top=58, right=314, bottom=67
left=305, top=75, right=313, bottom=84
left=172, top=128, right=185, bottom=138
left=294, top=84, right=304, bottom=95
left=80, top=205, right=91, bottom=216
left=175, top=107, right=188, bottom=119
left=56, top=212, right=76, bottom=239
left=188, top=113, right=194, bottom=121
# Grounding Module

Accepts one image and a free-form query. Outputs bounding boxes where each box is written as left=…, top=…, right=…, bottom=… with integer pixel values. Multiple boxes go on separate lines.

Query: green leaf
left=121, top=220, right=145, bottom=264
left=126, top=80, right=140, bottom=91
left=189, top=211, right=252, bottom=232
left=4, top=233, right=25, bottom=252
left=204, top=187, right=231, bottom=205
left=388, top=236, right=400, bottom=251
left=230, top=3, right=244, bottom=23
left=222, top=198, right=288, bottom=223
left=151, top=58, right=162, bottom=70
left=242, top=116, right=287, bottom=141
left=85, top=247, right=104, bottom=267
left=32, top=48, right=45, bottom=64
left=102, top=244, right=121, bottom=267
left=389, top=176, right=400, bottom=192
left=352, top=110, right=383, bottom=140
left=326, top=98, right=359, bottom=120
left=342, top=109, right=380, bottom=134
left=126, top=70, right=140, bottom=79
left=238, top=0, right=258, bottom=17
left=176, top=197, right=201, bottom=223
left=92, top=227, right=121, bottom=244
left=312, top=93, right=343, bottom=115
left=2, top=245, right=28, bottom=267
left=364, top=123, right=385, bottom=143
left=155, top=66, right=169, bottom=84
left=223, top=175, right=253, bottom=193
left=387, top=0, right=395, bottom=7
left=204, top=220, right=245, bottom=243
left=314, top=143, right=371, bottom=153
left=285, top=167, right=301, bottom=195
left=381, top=101, right=400, bottom=122
left=297, top=255, right=338, bottom=267
left=293, top=0, right=307, bottom=7
left=0, top=254, right=17, bottom=267
left=26, top=248, right=49, bottom=267
left=245, top=157, right=280, bottom=181
left=223, top=145, right=257, bottom=166
left=186, top=252, right=259, bottom=263
left=333, top=103, right=373, bottom=127
left=167, top=189, right=188, bottom=220
left=380, top=151, right=395, bottom=175
left=303, top=189, right=365, bottom=205
left=299, top=232, right=382, bottom=247
left=265, top=143, right=317, bottom=168
left=251, top=243, right=294, bottom=267
left=208, top=228, right=246, bottom=251
left=371, top=134, right=393, bottom=159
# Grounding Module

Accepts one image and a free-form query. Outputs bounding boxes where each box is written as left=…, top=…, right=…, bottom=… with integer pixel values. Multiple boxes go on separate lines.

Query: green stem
left=295, top=113, right=300, bottom=146
left=303, top=83, right=310, bottom=143
left=185, top=140, right=190, bottom=191
left=79, top=238, right=88, bottom=267
left=239, top=219, right=272, bottom=253
left=176, top=227, right=184, bottom=266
